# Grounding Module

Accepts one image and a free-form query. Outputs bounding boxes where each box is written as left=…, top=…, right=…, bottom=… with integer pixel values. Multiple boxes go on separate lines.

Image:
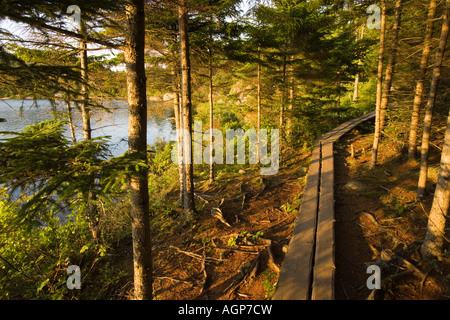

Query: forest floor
left=112, top=145, right=311, bottom=300
left=334, top=120, right=450, bottom=300
left=110, top=119, right=450, bottom=300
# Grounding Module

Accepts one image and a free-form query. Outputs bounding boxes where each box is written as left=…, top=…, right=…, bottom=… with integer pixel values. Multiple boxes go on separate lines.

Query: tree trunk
left=407, top=0, right=438, bottom=161
left=417, top=2, right=450, bottom=198
left=353, top=24, right=364, bottom=102
left=353, top=73, right=360, bottom=102
left=124, top=0, right=153, bottom=300
left=171, top=64, right=184, bottom=205
left=279, top=43, right=287, bottom=147
left=379, top=0, right=403, bottom=131
left=65, top=100, right=77, bottom=144
left=256, top=46, right=261, bottom=164
left=79, top=21, right=101, bottom=242
left=421, top=105, right=450, bottom=259
left=370, top=0, right=387, bottom=169
left=208, top=52, right=214, bottom=183
left=79, top=21, right=91, bottom=141
left=178, top=0, right=196, bottom=216
left=286, top=55, right=294, bottom=138
left=337, top=79, right=341, bottom=122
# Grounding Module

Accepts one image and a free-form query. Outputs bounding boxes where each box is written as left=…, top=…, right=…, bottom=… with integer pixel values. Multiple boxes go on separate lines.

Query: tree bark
left=178, top=0, right=196, bottom=216
left=407, top=0, right=438, bottom=161
left=337, top=79, right=341, bottom=122
left=353, top=72, right=360, bottom=102
left=370, top=0, right=386, bottom=169
left=208, top=51, right=214, bottom=183
left=417, top=1, right=450, bottom=198
left=79, top=21, right=101, bottom=242
left=286, top=55, right=294, bottom=138
left=124, top=0, right=153, bottom=300
left=256, top=46, right=261, bottom=164
left=353, top=24, right=364, bottom=102
left=379, top=0, right=403, bottom=131
left=421, top=106, right=450, bottom=259
left=79, top=21, right=91, bottom=141
left=171, top=63, right=184, bottom=205
left=65, top=100, right=77, bottom=144
left=279, top=43, right=288, bottom=146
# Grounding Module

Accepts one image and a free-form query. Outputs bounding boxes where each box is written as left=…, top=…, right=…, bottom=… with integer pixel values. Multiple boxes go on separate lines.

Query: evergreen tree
left=407, top=0, right=438, bottom=161
left=417, top=1, right=449, bottom=198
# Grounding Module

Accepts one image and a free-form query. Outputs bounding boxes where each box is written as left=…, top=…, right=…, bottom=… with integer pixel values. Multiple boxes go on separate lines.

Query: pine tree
left=417, top=1, right=449, bottom=198
left=379, top=0, right=403, bottom=131
left=407, top=0, right=438, bottom=161
left=178, top=0, right=196, bottom=216
left=421, top=92, right=450, bottom=259
left=370, top=0, right=387, bottom=169
left=124, top=0, right=153, bottom=300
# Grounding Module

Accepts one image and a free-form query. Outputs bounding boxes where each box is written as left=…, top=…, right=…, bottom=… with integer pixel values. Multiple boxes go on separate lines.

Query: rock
left=343, top=180, right=366, bottom=192
left=238, top=169, right=246, bottom=174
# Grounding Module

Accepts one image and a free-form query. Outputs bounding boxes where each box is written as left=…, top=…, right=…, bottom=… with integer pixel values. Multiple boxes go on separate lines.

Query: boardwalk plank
left=273, top=112, right=375, bottom=300
left=312, top=141, right=335, bottom=300
left=273, top=140, right=321, bottom=300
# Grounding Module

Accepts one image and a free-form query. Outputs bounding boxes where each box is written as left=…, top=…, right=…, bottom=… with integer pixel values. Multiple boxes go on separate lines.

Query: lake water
left=0, top=99, right=177, bottom=157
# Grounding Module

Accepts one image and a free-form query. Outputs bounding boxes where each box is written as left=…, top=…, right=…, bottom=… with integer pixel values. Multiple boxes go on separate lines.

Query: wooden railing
left=273, top=111, right=376, bottom=300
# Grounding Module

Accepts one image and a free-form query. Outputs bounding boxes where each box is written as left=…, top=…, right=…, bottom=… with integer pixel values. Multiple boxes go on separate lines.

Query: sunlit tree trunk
left=353, top=24, right=364, bottom=102
left=421, top=104, right=450, bottom=259
left=79, top=21, right=91, bottom=141
left=257, top=45, right=261, bottom=164
left=208, top=51, right=214, bottom=183
left=65, top=99, right=77, bottom=144
left=370, top=0, right=386, bottom=169
left=279, top=42, right=288, bottom=147
left=79, top=20, right=100, bottom=242
left=286, top=55, right=294, bottom=138
left=407, top=0, right=438, bottom=161
left=379, top=0, right=403, bottom=131
left=171, top=64, right=184, bottom=205
left=178, top=0, right=196, bottom=216
left=417, top=2, right=449, bottom=197
left=124, top=0, right=153, bottom=300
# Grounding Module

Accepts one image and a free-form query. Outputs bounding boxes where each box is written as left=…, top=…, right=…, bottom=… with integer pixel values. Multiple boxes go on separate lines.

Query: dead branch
left=194, top=193, right=211, bottom=203
left=211, top=207, right=232, bottom=227
left=155, top=276, right=193, bottom=286
left=358, top=212, right=404, bottom=248
left=240, top=193, right=246, bottom=212
left=227, top=193, right=247, bottom=202
left=224, top=253, right=261, bottom=299
left=394, top=255, right=426, bottom=279
left=420, top=270, right=431, bottom=295
left=169, top=246, right=221, bottom=263
left=199, top=249, right=209, bottom=295
left=213, top=246, right=260, bottom=254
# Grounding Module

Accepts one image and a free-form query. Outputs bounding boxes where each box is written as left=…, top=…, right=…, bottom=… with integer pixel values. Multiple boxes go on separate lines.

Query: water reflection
left=0, top=99, right=177, bottom=157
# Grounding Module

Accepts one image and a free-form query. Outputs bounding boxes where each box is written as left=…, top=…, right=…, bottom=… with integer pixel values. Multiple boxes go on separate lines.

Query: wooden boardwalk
left=273, top=111, right=375, bottom=300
